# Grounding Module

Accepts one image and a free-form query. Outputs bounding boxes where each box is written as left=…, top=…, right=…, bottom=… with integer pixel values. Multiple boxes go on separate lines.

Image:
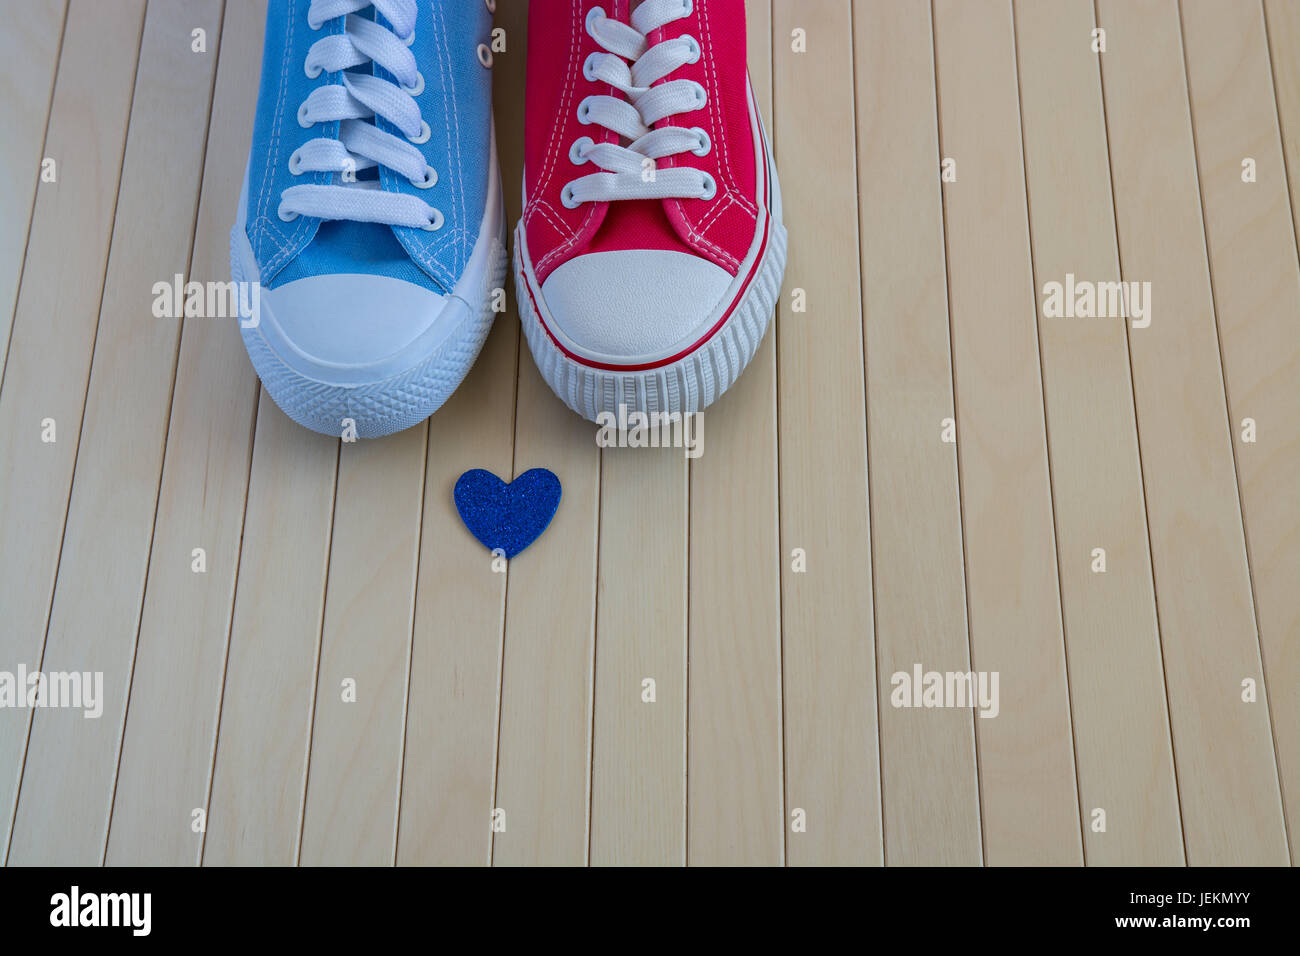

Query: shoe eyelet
left=411, top=165, right=438, bottom=189
left=402, top=72, right=425, bottom=96
left=305, top=61, right=323, bottom=79
left=576, top=97, right=595, bottom=124
left=692, top=82, right=707, bottom=108
left=288, top=149, right=305, bottom=175
left=582, top=52, right=601, bottom=82
left=403, top=30, right=416, bottom=47
left=408, top=121, right=431, bottom=145
left=681, top=0, right=693, bottom=15
left=477, top=43, right=493, bottom=68
left=561, top=183, right=581, bottom=209
left=699, top=172, right=717, bottom=201
left=690, top=127, right=711, bottom=156
left=585, top=6, right=606, bottom=38
left=484, top=0, right=496, bottom=12
left=422, top=208, right=445, bottom=231
left=277, top=204, right=300, bottom=222
left=569, top=136, right=594, bottom=165
left=297, top=102, right=313, bottom=128
left=682, top=35, right=701, bottom=64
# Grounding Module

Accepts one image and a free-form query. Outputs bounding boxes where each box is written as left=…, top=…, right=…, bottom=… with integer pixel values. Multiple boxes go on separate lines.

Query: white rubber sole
left=515, top=105, right=787, bottom=423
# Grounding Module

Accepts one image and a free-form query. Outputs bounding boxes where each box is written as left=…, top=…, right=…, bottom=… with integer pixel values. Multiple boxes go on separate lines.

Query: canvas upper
left=243, top=0, right=495, bottom=294
left=522, top=0, right=760, bottom=286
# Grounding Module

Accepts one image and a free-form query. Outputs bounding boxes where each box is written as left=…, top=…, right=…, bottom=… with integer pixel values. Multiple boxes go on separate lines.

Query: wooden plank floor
left=0, top=0, right=1294, bottom=866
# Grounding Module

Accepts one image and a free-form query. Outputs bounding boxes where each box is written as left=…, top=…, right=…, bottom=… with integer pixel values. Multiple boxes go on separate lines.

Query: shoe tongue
left=292, top=8, right=445, bottom=294
left=278, top=220, right=443, bottom=293
left=583, top=198, right=694, bottom=258
left=581, top=2, right=688, bottom=255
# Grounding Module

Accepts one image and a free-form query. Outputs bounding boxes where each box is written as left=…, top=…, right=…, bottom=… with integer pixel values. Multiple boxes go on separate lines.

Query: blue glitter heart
left=453, top=468, right=562, bottom=559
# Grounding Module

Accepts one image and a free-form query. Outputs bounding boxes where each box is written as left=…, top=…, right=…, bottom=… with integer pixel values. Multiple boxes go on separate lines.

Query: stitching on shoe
left=672, top=201, right=741, bottom=271
left=699, top=3, right=756, bottom=218
left=251, top=215, right=298, bottom=258
left=415, top=3, right=473, bottom=274
left=531, top=199, right=579, bottom=240
left=533, top=0, right=584, bottom=212
left=254, top=0, right=296, bottom=258
left=265, top=0, right=324, bottom=279
left=694, top=189, right=739, bottom=236
left=528, top=0, right=601, bottom=268
left=535, top=201, right=598, bottom=274
left=436, top=1, right=467, bottom=262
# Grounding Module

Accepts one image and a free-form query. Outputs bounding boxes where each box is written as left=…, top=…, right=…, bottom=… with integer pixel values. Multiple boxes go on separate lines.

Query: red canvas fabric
left=523, top=0, right=760, bottom=282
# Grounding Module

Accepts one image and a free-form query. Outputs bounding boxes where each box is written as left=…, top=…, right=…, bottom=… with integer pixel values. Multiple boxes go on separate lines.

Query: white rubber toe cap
left=256, top=273, right=466, bottom=386
left=540, top=249, right=732, bottom=364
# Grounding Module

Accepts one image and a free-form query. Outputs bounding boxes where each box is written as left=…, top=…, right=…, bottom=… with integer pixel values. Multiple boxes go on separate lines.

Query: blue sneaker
left=231, top=0, right=505, bottom=438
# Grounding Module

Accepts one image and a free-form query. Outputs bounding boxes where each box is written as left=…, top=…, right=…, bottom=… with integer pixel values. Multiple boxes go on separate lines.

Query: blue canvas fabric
left=244, top=0, right=494, bottom=293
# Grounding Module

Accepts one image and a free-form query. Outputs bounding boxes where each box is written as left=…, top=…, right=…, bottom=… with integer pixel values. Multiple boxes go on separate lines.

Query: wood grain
left=394, top=314, right=516, bottom=865
left=202, top=399, right=336, bottom=865
left=1264, top=0, right=1300, bottom=265
left=590, top=445, right=687, bottom=865
left=1182, top=0, right=1299, bottom=864
left=772, top=0, right=882, bottom=866
left=1014, top=0, right=1182, bottom=864
left=1097, top=0, right=1288, bottom=864
left=855, top=0, right=982, bottom=865
left=299, top=427, right=427, bottom=865
left=108, top=0, right=266, bottom=866
left=684, top=0, right=785, bottom=868
left=933, top=0, right=1083, bottom=865
left=106, top=0, right=264, bottom=866
left=0, top=0, right=65, bottom=378
left=0, top=0, right=147, bottom=864
left=6, top=0, right=225, bottom=867
left=490, top=360, right=600, bottom=865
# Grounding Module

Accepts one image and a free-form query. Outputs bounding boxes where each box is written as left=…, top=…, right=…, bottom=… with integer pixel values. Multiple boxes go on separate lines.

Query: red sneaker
left=515, top=0, right=786, bottom=421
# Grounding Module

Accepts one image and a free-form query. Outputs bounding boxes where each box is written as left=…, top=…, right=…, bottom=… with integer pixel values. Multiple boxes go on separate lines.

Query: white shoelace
left=278, top=0, right=444, bottom=231
left=563, top=0, right=716, bottom=209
